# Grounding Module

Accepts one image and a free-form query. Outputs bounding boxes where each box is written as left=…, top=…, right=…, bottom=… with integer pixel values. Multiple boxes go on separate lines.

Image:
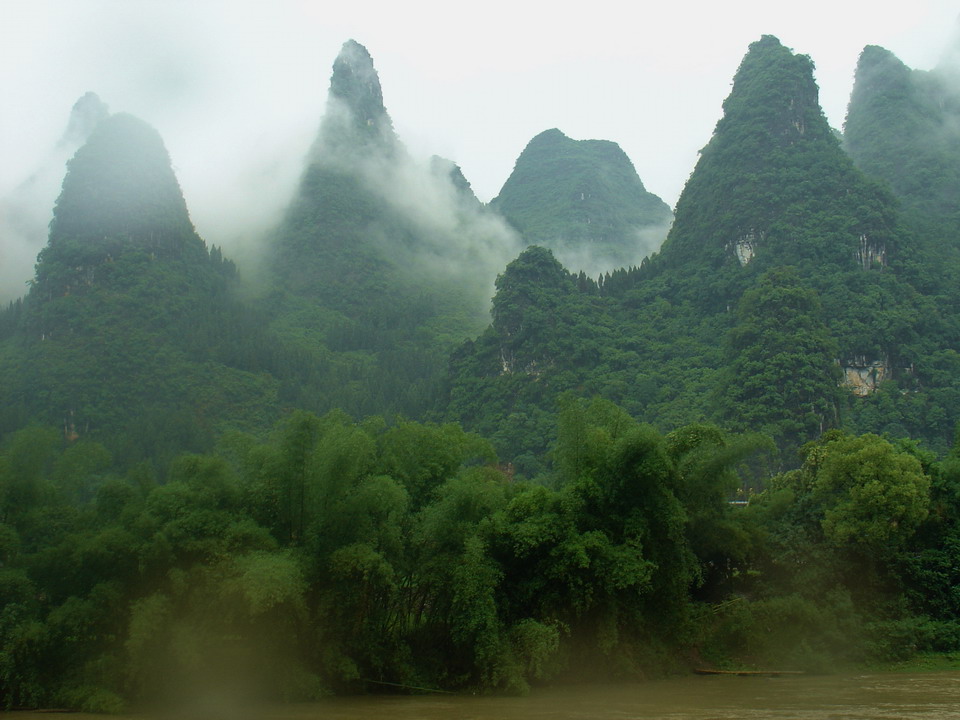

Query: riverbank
left=869, top=652, right=960, bottom=673
left=3, top=670, right=960, bottom=719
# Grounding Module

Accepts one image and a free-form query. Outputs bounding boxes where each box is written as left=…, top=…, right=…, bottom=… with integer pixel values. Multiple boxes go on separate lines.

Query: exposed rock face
left=316, top=39, right=398, bottom=158
left=841, top=357, right=889, bottom=396
left=855, top=234, right=887, bottom=270
left=729, top=229, right=763, bottom=266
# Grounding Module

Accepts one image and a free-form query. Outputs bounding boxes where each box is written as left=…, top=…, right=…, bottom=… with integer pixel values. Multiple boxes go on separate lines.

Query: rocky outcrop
left=841, top=356, right=888, bottom=396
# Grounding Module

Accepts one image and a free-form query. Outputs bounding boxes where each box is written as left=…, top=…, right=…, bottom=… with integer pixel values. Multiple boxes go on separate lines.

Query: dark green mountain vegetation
left=841, top=42, right=960, bottom=446
left=491, top=128, right=673, bottom=274
left=446, top=35, right=958, bottom=465
left=0, top=112, right=287, bottom=466
left=844, top=45, right=960, bottom=244
left=3, top=33, right=960, bottom=712
left=265, top=40, right=520, bottom=420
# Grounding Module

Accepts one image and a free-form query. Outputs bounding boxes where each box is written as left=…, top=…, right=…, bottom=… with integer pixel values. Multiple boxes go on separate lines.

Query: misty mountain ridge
left=275, top=39, right=520, bottom=300
left=263, top=39, right=528, bottom=417
left=0, top=92, right=110, bottom=305
left=657, top=36, right=898, bottom=284
left=7, top=29, right=960, bottom=711
left=0, top=108, right=286, bottom=448
left=491, top=128, right=673, bottom=276
left=40, top=113, right=204, bottom=278
left=845, top=44, right=960, bottom=239
left=443, top=33, right=960, bottom=469
left=1, top=33, right=959, bottom=460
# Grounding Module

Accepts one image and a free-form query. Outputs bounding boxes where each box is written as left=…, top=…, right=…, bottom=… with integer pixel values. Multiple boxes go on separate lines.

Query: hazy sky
left=1, top=0, right=958, bottom=299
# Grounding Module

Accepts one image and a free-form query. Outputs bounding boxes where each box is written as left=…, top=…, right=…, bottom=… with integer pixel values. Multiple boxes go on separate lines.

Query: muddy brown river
left=3, top=671, right=959, bottom=719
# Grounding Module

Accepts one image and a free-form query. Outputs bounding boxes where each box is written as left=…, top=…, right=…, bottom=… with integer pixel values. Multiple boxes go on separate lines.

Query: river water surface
left=4, top=671, right=959, bottom=719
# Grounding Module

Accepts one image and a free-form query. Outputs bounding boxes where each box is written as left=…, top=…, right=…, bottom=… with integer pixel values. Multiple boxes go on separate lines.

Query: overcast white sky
left=1, top=0, right=958, bottom=299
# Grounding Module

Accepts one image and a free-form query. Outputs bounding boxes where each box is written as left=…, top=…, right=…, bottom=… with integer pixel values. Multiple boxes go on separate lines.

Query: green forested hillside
left=0, top=113, right=285, bottom=463
left=445, top=35, right=959, bottom=467
left=3, top=33, right=960, bottom=712
left=491, top=128, right=673, bottom=274
left=266, top=40, right=520, bottom=419
left=844, top=45, right=960, bottom=243
left=841, top=43, right=960, bottom=445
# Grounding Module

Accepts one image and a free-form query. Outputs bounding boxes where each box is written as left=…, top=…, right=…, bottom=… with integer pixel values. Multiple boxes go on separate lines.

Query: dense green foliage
left=0, top=114, right=289, bottom=460
left=718, top=267, right=842, bottom=452
left=3, top=405, right=958, bottom=709
left=841, top=44, right=960, bottom=443
left=445, top=36, right=960, bottom=466
left=3, top=33, right=960, bottom=710
left=844, top=46, right=960, bottom=244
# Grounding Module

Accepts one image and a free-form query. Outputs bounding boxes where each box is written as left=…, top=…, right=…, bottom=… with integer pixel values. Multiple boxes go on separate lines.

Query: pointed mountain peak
left=45, top=113, right=198, bottom=267
left=849, top=46, right=912, bottom=100
left=58, top=91, right=109, bottom=148
left=320, top=39, right=396, bottom=151
left=844, top=46, right=915, bottom=150
left=527, top=128, right=567, bottom=147
left=845, top=39, right=960, bottom=225
left=857, top=44, right=907, bottom=71
left=657, top=36, right=897, bottom=296
left=717, top=35, right=829, bottom=146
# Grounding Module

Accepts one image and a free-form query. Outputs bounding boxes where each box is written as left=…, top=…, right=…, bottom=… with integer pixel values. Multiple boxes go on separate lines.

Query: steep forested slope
left=0, top=113, right=283, bottom=460
left=844, top=45, right=960, bottom=242
left=491, top=128, right=672, bottom=274
left=445, top=35, right=957, bottom=468
left=4, top=34, right=960, bottom=712
left=841, top=44, right=960, bottom=443
left=651, top=35, right=945, bottom=446
left=266, top=40, right=520, bottom=419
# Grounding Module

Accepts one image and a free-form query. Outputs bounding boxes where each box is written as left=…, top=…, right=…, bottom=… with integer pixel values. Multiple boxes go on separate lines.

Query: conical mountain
left=657, top=36, right=899, bottom=306
left=0, top=112, right=281, bottom=450
left=442, top=35, right=960, bottom=467
left=34, top=113, right=207, bottom=300
left=491, top=128, right=672, bottom=274
left=844, top=45, right=960, bottom=240
left=268, top=40, right=519, bottom=419
left=0, top=92, right=111, bottom=305
left=840, top=42, right=960, bottom=449
left=275, top=40, right=417, bottom=306
left=640, top=36, right=960, bottom=452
